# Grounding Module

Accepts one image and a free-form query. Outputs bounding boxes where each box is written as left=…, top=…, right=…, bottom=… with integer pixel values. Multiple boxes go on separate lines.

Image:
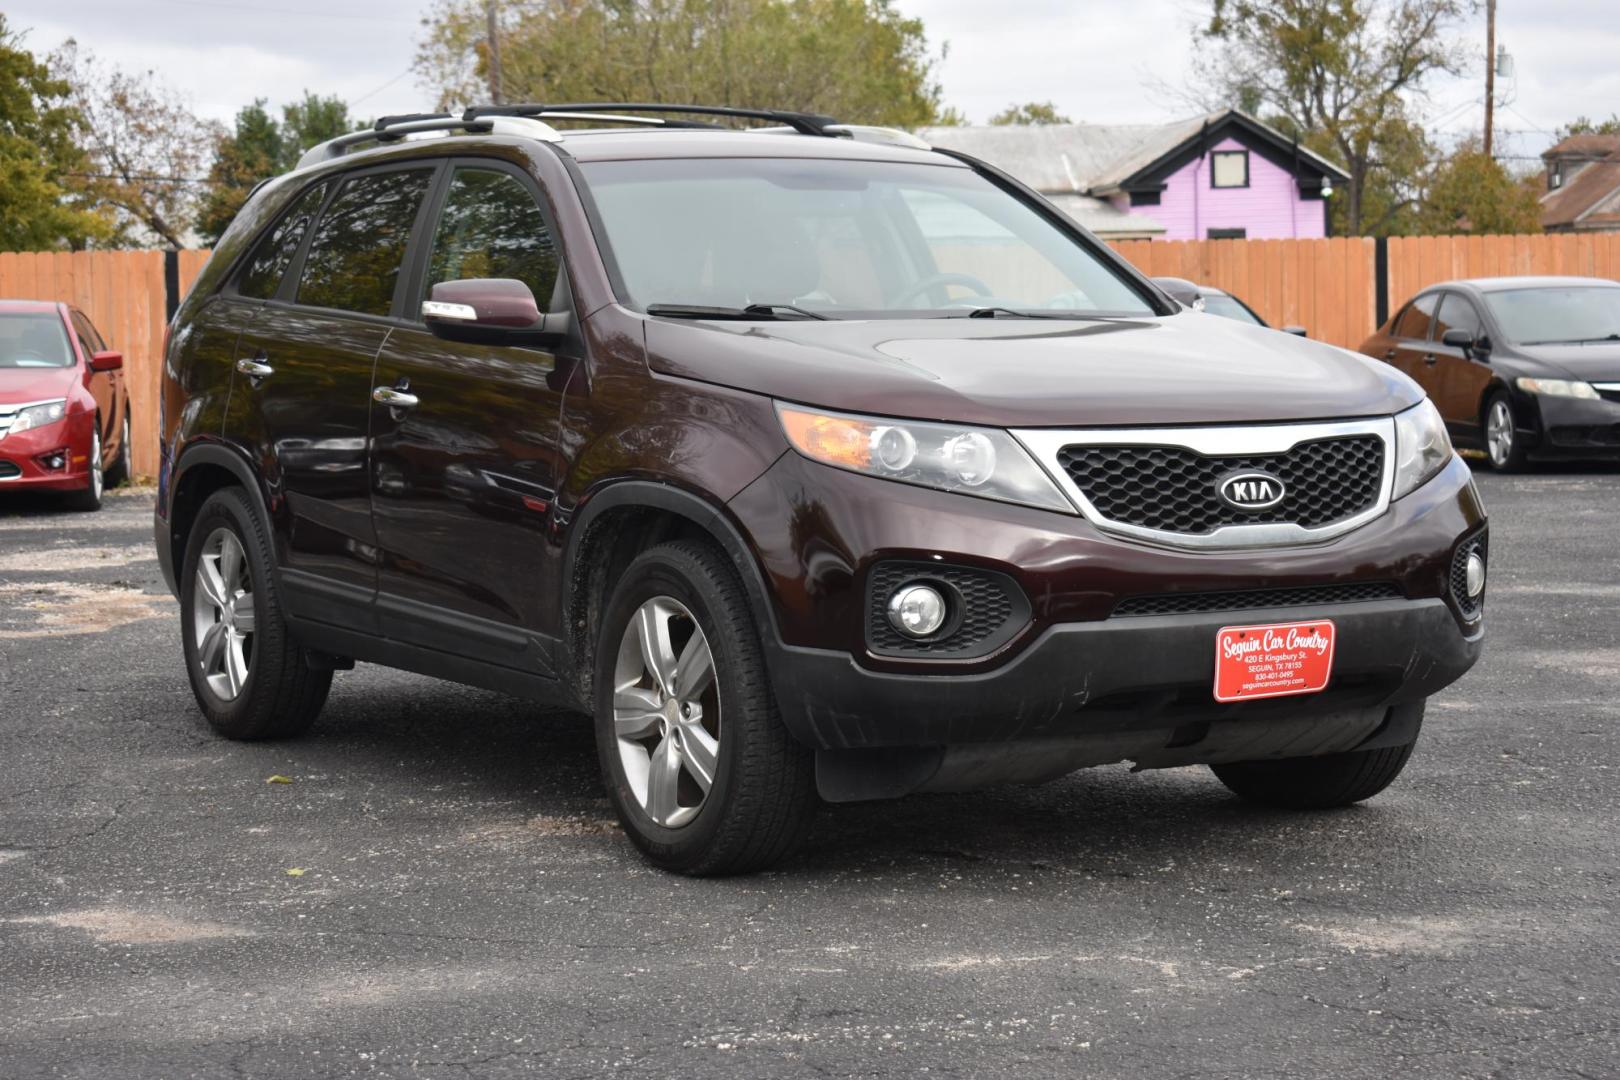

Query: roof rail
left=294, top=113, right=561, bottom=171
left=463, top=102, right=839, bottom=136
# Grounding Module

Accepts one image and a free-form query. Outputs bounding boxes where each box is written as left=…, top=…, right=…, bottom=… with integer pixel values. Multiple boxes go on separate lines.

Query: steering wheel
left=890, top=272, right=995, bottom=308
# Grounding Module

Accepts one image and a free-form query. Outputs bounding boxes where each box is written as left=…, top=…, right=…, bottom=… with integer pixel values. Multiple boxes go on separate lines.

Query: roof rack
left=294, top=112, right=562, bottom=170
left=463, top=103, right=838, bottom=136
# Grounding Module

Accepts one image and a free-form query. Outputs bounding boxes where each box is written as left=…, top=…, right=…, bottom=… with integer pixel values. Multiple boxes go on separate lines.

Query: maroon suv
left=155, top=105, right=1486, bottom=874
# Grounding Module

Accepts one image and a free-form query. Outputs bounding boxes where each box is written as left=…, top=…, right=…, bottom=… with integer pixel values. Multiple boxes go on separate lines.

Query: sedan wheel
left=612, top=596, right=720, bottom=829
left=1486, top=399, right=1513, bottom=467
left=191, top=528, right=256, bottom=701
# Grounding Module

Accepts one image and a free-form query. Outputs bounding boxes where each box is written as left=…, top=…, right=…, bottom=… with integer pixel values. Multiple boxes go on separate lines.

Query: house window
left=1550, top=165, right=1563, bottom=190
left=1129, top=190, right=1161, bottom=207
left=1207, top=227, right=1247, bottom=240
left=1211, top=150, right=1249, bottom=188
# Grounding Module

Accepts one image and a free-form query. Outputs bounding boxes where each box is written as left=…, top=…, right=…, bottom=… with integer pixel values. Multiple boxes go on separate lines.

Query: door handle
left=1422, top=353, right=1438, bottom=366
left=372, top=386, right=420, bottom=409
left=236, top=357, right=274, bottom=378
left=1384, top=348, right=1397, bottom=360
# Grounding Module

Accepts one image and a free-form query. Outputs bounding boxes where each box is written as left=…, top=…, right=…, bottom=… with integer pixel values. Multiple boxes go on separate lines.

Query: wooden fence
left=0, top=250, right=209, bottom=478
left=4, top=233, right=1620, bottom=479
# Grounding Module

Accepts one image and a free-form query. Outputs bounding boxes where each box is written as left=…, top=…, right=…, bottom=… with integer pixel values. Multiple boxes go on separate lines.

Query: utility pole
left=486, top=0, right=504, bottom=105
left=1483, top=0, right=1496, bottom=159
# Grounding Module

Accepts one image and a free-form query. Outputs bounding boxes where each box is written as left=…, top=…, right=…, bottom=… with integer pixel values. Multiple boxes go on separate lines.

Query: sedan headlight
left=1515, top=377, right=1599, bottom=400
left=1392, top=398, right=1453, bottom=499
left=6, top=399, right=68, bottom=435
left=776, top=404, right=1074, bottom=513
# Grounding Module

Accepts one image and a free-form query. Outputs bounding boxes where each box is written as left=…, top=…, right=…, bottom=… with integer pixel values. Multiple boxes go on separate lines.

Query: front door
left=226, top=164, right=439, bottom=621
left=369, top=162, right=573, bottom=671
left=1430, top=292, right=1493, bottom=445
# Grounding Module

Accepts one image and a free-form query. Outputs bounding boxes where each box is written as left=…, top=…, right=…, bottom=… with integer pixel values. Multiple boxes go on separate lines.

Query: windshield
left=0, top=312, right=74, bottom=368
left=580, top=157, right=1156, bottom=318
left=1484, top=287, right=1620, bottom=345
left=1201, top=294, right=1263, bottom=325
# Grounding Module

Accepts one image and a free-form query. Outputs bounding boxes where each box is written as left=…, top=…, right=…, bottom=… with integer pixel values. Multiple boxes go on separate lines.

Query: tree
left=196, top=93, right=356, bottom=243
left=53, top=40, right=221, bottom=247
left=0, top=17, right=110, bottom=249
left=1417, top=140, right=1541, bottom=234
left=989, top=101, right=1072, bottom=126
left=1556, top=115, right=1620, bottom=139
left=1192, top=0, right=1472, bottom=235
left=415, top=0, right=952, bottom=130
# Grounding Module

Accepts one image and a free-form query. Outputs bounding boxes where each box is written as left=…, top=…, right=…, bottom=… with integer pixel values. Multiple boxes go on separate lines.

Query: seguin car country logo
left=1217, top=470, right=1286, bottom=511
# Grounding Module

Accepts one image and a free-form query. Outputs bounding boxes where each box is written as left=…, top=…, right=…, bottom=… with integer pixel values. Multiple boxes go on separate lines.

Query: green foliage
left=198, top=93, right=357, bottom=244
left=0, top=17, right=111, bottom=249
left=1195, top=0, right=1470, bottom=236
left=1557, top=115, right=1620, bottom=139
left=416, top=0, right=952, bottom=129
left=989, top=102, right=1072, bottom=126
left=1417, top=142, right=1542, bottom=235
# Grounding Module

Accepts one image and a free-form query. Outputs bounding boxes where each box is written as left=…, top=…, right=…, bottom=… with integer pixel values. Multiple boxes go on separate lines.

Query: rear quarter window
left=237, top=182, right=328, bottom=300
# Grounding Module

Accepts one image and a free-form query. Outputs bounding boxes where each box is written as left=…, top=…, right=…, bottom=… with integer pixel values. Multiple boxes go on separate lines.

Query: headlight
left=776, top=404, right=1074, bottom=513
left=1515, top=377, right=1598, bottom=400
left=1392, top=399, right=1453, bottom=499
left=6, top=399, right=68, bottom=435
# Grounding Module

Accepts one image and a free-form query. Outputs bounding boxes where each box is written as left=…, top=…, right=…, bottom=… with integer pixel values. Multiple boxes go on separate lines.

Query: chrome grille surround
left=1013, top=417, right=1397, bottom=551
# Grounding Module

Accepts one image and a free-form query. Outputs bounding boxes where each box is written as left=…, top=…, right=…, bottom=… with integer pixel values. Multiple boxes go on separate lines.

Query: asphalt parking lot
left=1, top=469, right=1617, bottom=1079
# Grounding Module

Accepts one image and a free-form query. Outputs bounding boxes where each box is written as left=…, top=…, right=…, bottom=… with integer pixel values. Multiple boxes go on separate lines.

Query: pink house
left=921, top=110, right=1349, bottom=242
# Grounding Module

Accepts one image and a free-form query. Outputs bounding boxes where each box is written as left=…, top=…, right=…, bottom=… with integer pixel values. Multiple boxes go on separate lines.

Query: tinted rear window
left=1393, top=294, right=1438, bottom=340
left=297, top=169, right=434, bottom=316
left=238, top=182, right=328, bottom=300
left=0, top=313, right=74, bottom=368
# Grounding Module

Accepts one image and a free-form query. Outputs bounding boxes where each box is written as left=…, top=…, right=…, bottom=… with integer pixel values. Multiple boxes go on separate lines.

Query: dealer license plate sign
left=1213, top=620, right=1336, bottom=702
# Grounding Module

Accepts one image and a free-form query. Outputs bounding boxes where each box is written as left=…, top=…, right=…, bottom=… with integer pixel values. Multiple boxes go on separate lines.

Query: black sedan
left=1359, top=276, right=1620, bottom=471
left=1152, top=277, right=1307, bottom=336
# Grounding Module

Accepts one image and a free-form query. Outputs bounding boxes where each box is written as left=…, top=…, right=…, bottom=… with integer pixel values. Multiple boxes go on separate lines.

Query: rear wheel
left=180, top=487, right=331, bottom=740
left=593, top=540, right=817, bottom=875
left=105, top=412, right=132, bottom=489
left=64, top=426, right=103, bottom=512
left=1484, top=391, right=1530, bottom=472
left=1210, top=740, right=1417, bottom=809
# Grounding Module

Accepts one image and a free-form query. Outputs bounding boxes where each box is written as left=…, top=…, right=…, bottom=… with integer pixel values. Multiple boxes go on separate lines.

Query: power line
left=65, top=172, right=222, bottom=186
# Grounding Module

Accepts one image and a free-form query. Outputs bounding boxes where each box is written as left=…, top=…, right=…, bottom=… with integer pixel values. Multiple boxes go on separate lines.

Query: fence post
left=163, top=249, right=180, bottom=323
left=1374, top=236, right=1389, bottom=329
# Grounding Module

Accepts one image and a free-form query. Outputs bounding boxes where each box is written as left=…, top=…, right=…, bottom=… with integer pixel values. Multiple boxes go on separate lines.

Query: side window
left=70, top=312, right=106, bottom=353
left=238, top=183, right=327, bottom=300
left=1435, top=294, right=1484, bottom=342
left=423, top=168, right=560, bottom=310
left=1394, top=293, right=1439, bottom=340
left=297, top=169, right=435, bottom=316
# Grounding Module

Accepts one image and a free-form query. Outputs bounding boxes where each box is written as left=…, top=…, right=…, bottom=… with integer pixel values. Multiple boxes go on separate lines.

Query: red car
left=0, top=300, right=131, bottom=510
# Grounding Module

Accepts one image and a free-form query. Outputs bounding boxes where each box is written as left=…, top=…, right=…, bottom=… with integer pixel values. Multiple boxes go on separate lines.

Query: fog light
left=887, top=583, right=947, bottom=638
left=1465, top=552, right=1486, bottom=598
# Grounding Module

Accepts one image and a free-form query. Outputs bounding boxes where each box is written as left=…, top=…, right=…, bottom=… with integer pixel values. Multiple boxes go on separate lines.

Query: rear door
left=1430, top=291, right=1493, bottom=444
left=1386, top=293, right=1441, bottom=391
left=226, top=164, right=439, bottom=625
left=67, top=310, right=115, bottom=452
left=368, top=161, right=573, bottom=670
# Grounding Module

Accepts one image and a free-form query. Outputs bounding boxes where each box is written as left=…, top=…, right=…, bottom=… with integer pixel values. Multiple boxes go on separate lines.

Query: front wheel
left=64, top=426, right=103, bottom=512
left=1210, top=740, right=1417, bottom=809
left=593, top=540, right=817, bottom=875
left=1484, top=390, right=1530, bottom=472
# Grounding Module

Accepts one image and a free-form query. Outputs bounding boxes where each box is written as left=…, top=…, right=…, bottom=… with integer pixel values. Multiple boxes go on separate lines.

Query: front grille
left=1450, top=535, right=1487, bottom=618
left=866, top=562, right=1029, bottom=658
left=1056, top=435, right=1385, bottom=535
left=1113, top=581, right=1403, bottom=618
left=0, top=460, right=18, bottom=479
left=1549, top=424, right=1620, bottom=448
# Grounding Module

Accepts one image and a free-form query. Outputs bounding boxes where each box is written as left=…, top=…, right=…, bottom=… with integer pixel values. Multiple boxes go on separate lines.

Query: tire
left=1210, top=740, right=1417, bottom=809
left=593, top=540, right=818, bottom=875
left=105, top=412, right=132, bottom=489
left=64, top=425, right=104, bottom=512
left=179, top=486, right=332, bottom=740
left=1483, top=390, right=1530, bottom=472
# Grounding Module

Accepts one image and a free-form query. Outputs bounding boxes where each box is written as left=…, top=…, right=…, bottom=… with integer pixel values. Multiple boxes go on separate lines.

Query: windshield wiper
left=1522, top=333, right=1620, bottom=345
left=645, top=303, right=830, bottom=321
left=958, top=307, right=1137, bottom=320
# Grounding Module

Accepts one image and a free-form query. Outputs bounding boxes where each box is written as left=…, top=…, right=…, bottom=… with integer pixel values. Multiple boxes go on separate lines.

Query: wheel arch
left=560, top=481, right=781, bottom=707
left=163, top=441, right=275, bottom=598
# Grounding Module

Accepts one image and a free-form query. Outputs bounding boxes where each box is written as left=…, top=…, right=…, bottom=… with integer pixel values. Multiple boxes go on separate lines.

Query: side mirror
left=1281, top=325, right=1308, bottom=337
left=1441, top=327, right=1487, bottom=359
left=89, top=350, right=124, bottom=372
left=422, top=278, right=566, bottom=345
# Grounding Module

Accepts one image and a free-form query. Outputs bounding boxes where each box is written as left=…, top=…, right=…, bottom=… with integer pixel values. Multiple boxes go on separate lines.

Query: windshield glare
left=0, top=313, right=74, bottom=368
left=1484, top=287, right=1620, bottom=345
left=580, top=157, right=1156, bottom=318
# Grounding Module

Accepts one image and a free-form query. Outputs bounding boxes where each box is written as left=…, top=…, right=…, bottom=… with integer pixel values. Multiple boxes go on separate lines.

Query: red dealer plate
left=1213, top=620, right=1336, bottom=703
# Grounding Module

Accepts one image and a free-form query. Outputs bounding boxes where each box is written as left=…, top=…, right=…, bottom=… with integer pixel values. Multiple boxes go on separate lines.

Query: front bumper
left=0, top=416, right=94, bottom=492
left=1521, top=391, right=1620, bottom=458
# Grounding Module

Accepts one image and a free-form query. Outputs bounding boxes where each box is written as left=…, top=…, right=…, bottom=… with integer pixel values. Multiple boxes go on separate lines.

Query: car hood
left=1514, top=342, right=1620, bottom=381
left=644, top=309, right=1423, bottom=428
left=0, top=365, right=77, bottom=405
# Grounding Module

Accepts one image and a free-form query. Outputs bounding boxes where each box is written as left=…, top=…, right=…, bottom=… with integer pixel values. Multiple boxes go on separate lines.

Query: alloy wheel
left=89, top=429, right=103, bottom=501
left=1486, top=399, right=1514, bottom=467
left=612, top=596, right=721, bottom=828
left=191, top=528, right=256, bottom=701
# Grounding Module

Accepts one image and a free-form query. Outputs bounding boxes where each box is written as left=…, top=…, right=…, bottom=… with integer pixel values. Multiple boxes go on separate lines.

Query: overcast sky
left=14, top=0, right=1620, bottom=165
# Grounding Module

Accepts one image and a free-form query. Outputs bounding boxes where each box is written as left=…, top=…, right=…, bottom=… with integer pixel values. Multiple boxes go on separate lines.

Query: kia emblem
left=1217, top=471, right=1286, bottom=511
